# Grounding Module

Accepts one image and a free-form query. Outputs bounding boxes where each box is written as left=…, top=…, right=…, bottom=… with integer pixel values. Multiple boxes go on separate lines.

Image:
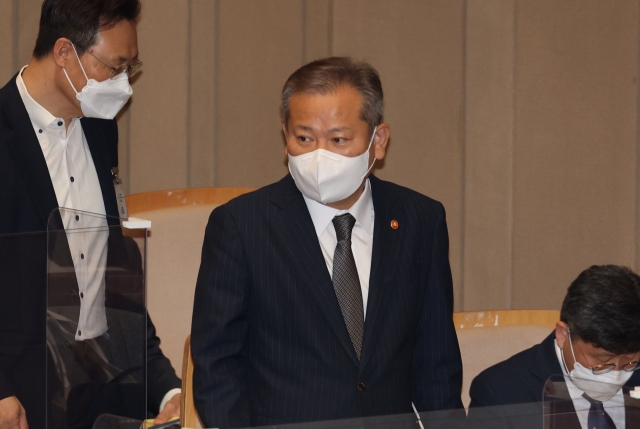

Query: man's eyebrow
left=294, top=125, right=313, bottom=131
left=328, top=127, right=352, bottom=132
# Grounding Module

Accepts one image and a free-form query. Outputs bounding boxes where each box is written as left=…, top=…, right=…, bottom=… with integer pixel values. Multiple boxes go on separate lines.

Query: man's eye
left=332, top=137, right=345, bottom=143
left=297, top=136, right=311, bottom=142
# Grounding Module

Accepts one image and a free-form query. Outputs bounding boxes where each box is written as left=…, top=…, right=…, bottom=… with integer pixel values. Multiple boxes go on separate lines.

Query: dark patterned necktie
left=332, top=213, right=364, bottom=360
left=583, top=393, right=617, bottom=429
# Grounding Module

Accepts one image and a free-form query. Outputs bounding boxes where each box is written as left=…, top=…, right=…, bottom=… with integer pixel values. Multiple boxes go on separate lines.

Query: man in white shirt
left=0, top=0, right=180, bottom=427
left=469, top=265, right=640, bottom=429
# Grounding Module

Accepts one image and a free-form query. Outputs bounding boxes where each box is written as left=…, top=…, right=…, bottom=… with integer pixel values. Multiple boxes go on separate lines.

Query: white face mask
left=288, top=126, right=378, bottom=204
left=63, top=44, right=133, bottom=120
left=561, top=332, right=633, bottom=402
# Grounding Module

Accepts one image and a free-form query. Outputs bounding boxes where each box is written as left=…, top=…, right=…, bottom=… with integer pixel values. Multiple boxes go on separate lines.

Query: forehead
left=288, top=86, right=364, bottom=126
left=93, top=19, right=138, bottom=61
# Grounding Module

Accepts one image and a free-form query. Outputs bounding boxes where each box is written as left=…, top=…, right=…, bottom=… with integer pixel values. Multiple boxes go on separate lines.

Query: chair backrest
left=126, top=187, right=255, bottom=213
left=454, top=309, right=559, bottom=409
left=125, top=187, right=254, bottom=376
left=181, top=335, right=202, bottom=428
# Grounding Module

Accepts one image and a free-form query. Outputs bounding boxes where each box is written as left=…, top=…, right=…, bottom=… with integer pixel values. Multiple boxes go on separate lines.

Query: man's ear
left=555, top=321, right=569, bottom=348
left=52, top=38, right=74, bottom=69
left=372, top=123, right=390, bottom=160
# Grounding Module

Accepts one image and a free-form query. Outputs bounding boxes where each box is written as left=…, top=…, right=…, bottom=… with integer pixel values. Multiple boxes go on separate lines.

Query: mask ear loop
left=71, top=43, right=90, bottom=82
left=560, top=348, right=570, bottom=374
left=567, top=330, right=579, bottom=365
left=62, top=43, right=89, bottom=95
left=560, top=328, right=577, bottom=377
left=360, top=125, right=378, bottom=180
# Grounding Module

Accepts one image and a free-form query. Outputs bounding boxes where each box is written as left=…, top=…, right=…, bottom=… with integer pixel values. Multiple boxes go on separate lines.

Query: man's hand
left=153, top=393, right=180, bottom=425
left=0, top=396, right=28, bottom=429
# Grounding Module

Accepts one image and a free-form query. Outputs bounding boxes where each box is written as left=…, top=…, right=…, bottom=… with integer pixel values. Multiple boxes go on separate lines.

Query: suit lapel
left=359, top=175, right=402, bottom=370
left=81, top=118, right=119, bottom=223
left=3, top=78, right=59, bottom=228
left=269, top=175, right=360, bottom=366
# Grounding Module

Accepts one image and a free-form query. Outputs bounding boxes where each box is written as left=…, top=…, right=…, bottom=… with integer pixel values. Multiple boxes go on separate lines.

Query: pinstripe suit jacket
left=191, top=174, right=463, bottom=428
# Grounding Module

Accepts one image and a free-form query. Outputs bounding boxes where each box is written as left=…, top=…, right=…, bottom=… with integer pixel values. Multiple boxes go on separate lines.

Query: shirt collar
left=303, top=178, right=374, bottom=237
left=16, top=66, right=61, bottom=133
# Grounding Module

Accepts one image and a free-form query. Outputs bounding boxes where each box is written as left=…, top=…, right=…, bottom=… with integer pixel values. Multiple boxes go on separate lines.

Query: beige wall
left=3, top=0, right=640, bottom=314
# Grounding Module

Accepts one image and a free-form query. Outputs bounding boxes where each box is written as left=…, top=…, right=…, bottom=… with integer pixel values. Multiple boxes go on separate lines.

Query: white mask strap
left=567, top=330, right=579, bottom=365
left=62, top=68, right=79, bottom=95
left=360, top=126, right=378, bottom=180
left=560, top=349, right=569, bottom=374
left=71, top=43, right=90, bottom=82
left=366, top=126, right=378, bottom=152
left=63, top=43, right=89, bottom=95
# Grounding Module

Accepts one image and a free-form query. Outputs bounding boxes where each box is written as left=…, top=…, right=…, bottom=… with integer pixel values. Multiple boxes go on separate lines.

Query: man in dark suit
left=469, top=265, right=640, bottom=429
left=191, top=57, right=464, bottom=428
left=0, top=1, right=181, bottom=427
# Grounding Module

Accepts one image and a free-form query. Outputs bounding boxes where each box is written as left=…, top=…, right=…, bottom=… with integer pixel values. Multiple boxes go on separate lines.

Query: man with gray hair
left=191, top=57, right=463, bottom=428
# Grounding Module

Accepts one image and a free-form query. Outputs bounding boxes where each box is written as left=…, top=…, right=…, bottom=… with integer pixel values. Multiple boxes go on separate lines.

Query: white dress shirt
left=554, top=339, right=626, bottom=429
left=17, top=66, right=108, bottom=341
left=302, top=178, right=374, bottom=318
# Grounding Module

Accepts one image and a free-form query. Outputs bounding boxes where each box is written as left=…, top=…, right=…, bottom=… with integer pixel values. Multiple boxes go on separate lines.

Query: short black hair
left=561, top=265, right=640, bottom=354
left=33, top=0, right=141, bottom=59
left=281, top=57, right=384, bottom=136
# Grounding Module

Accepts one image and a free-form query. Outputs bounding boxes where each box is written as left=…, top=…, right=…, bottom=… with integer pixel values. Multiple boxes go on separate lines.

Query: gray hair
left=281, top=57, right=384, bottom=135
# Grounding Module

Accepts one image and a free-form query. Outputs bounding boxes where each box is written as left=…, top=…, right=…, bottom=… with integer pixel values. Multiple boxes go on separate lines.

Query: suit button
left=358, top=381, right=366, bottom=392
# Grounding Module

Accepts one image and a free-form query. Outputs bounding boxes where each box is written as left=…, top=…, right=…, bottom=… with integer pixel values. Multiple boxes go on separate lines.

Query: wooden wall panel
left=512, top=0, right=638, bottom=309
left=0, top=0, right=14, bottom=83
left=303, top=0, right=332, bottom=63
left=636, top=2, right=640, bottom=285
left=215, top=0, right=304, bottom=188
left=332, top=0, right=466, bottom=309
left=129, top=0, right=190, bottom=193
left=188, top=0, right=217, bottom=188
left=16, top=0, right=40, bottom=67
left=463, top=0, right=515, bottom=310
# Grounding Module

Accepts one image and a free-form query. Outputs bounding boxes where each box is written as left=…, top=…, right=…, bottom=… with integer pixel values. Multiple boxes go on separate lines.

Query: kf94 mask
left=561, top=333, right=633, bottom=402
left=63, top=44, right=133, bottom=120
left=288, top=126, right=378, bottom=204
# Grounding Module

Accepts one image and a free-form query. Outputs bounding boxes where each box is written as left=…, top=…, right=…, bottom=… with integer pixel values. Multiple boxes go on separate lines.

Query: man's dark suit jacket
left=191, top=174, right=464, bottom=428
left=469, top=332, right=640, bottom=428
left=0, top=75, right=180, bottom=427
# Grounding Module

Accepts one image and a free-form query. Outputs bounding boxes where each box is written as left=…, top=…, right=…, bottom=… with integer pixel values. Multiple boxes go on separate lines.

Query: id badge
left=112, top=168, right=129, bottom=219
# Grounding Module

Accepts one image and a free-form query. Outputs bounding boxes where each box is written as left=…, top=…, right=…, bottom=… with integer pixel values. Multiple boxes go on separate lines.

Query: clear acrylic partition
left=47, top=208, right=147, bottom=429
left=543, top=374, right=640, bottom=429
left=466, top=402, right=544, bottom=429
left=180, top=404, right=549, bottom=429
left=91, top=414, right=143, bottom=429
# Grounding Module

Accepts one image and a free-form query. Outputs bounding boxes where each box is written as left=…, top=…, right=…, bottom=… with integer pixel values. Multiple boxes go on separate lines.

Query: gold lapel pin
left=390, top=220, right=399, bottom=229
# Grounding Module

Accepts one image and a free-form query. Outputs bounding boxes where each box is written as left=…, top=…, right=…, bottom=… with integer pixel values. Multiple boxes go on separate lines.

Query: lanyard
left=111, top=167, right=129, bottom=219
